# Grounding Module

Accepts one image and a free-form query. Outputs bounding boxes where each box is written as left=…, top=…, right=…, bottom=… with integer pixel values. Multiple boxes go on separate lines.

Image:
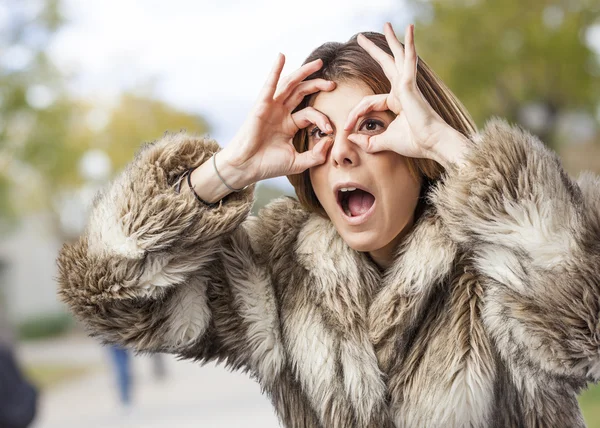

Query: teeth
left=342, top=198, right=352, bottom=217
left=338, top=187, right=356, bottom=217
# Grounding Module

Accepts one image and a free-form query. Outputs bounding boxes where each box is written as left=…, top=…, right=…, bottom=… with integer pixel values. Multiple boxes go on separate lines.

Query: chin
left=338, top=229, right=384, bottom=253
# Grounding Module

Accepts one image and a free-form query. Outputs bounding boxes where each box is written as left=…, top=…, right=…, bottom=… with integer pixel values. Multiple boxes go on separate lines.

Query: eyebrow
left=316, top=109, right=395, bottom=124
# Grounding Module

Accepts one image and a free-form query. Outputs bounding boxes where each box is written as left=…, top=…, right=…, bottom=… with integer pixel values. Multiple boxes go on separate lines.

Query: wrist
left=429, top=131, right=470, bottom=170
left=217, top=146, right=257, bottom=189
left=188, top=149, right=254, bottom=204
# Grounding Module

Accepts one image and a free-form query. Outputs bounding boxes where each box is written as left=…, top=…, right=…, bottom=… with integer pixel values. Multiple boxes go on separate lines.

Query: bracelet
left=213, top=151, right=248, bottom=192
left=175, top=168, right=219, bottom=208
left=187, top=167, right=219, bottom=208
left=174, top=151, right=249, bottom=208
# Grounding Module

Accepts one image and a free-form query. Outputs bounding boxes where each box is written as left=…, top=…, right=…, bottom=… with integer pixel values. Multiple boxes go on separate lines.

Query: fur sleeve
left=179, top=196, right=308, bottom=385
left=57, top=132, right=259, bottom=357
left=430, top=118, right=600, bottom=382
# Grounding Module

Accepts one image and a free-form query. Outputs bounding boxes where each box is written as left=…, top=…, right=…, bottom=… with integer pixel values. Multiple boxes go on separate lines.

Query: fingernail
left=326, top=124, right=333, bottom=133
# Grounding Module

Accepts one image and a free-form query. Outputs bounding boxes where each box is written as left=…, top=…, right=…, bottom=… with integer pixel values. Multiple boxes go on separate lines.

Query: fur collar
left=295, top=202, right=458, bottom=311
left=287, top=202, right=459, bottom=425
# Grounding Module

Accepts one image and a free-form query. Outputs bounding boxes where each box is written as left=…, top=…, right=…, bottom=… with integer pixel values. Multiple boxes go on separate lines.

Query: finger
left=356, top=33, right=396, bottom=82
left=347, top=133, right=385, bottom=154
left=403, top=24, right=418, bottom=87
left=274, top=58, right=324, bottom=101
left=289, top=138, right=333, bottom=174
left=344, top=94, right=388, bottom=131
left=284, top=79, right=336, bottom=110
left=259, top=53, right=286, bottom=101
left=291, top=107, right=332, bottom=134
left=384, top=22, right=405, bottom=70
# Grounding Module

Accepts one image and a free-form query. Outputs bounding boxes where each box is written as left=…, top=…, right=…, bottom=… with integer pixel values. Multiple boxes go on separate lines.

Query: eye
left=359, top=119, right=385, bottom=133
left=309, top=126, right=329, bottom=140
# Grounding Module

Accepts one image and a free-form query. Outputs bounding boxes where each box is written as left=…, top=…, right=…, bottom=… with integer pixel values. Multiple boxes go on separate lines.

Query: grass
left=17, top=313, right=73, bottom=341
left=580, top=383, right=600, bottom=428
left=23, top=363, right=97, bottom=390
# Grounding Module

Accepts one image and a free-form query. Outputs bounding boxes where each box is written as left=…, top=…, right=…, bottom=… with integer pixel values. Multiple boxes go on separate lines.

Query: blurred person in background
left=151, top=353, right=167, bottom=381
left=108, top=344, right=132, bottom=409
left=0, top=302, right=38, bottom=428
left=108, top=344, right=167, bottom=409
left=56, top=22, right=600, bottom=428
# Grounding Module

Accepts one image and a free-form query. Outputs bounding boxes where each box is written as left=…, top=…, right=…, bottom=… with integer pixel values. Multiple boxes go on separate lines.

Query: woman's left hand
left=344, top=23, right=469, bottom=168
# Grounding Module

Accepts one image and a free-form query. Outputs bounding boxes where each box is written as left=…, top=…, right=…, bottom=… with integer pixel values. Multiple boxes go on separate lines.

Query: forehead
left=310, top=80, right=374, bottom=120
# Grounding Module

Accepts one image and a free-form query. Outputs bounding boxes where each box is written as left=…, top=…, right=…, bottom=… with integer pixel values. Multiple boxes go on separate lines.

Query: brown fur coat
left=57, top=119, right=600, bottom=427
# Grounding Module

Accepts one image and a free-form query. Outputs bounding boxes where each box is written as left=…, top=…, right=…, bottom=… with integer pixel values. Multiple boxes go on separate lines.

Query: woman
left=57, top=23, right=600, bottom=427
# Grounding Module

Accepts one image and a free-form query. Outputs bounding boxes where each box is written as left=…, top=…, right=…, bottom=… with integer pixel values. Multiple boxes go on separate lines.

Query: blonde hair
left=287, top=31, right=477, bottom=218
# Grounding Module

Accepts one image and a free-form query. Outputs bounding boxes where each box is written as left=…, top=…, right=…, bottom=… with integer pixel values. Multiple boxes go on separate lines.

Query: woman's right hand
left=218, top=54, right=336, bottom=186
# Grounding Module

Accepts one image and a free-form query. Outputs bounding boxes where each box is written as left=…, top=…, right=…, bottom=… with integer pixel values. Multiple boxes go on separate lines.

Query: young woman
left=57, top=23, right=600, bottom=427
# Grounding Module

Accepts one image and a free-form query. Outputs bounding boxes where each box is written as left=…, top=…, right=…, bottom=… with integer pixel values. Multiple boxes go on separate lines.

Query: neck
left=368, top=215, right=415, bottom=270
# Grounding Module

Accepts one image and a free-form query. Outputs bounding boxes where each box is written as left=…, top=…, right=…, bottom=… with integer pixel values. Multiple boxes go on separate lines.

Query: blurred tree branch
left=0, top=1, right=210, bottom=238
left=406, top=0, right=600, bottom=148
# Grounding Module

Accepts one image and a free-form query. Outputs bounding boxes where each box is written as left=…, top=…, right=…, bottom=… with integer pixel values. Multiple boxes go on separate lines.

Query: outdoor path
left=16, top=335, right=281, bottom=428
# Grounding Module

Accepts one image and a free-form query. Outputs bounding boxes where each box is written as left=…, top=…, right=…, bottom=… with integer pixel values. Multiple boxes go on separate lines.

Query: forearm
left=432, top=119, right=600, bottom=380
left=431, top=119, right=586, bottom=251
left=57, top=133, right=256, bottom=351
left=190, top=146, right=256, bottom=204
left=428, top=128, right=470, bottom=171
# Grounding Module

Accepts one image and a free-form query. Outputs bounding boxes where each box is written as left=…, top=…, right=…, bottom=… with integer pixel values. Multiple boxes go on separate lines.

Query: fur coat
left=57, top=119, right=600, bottom=428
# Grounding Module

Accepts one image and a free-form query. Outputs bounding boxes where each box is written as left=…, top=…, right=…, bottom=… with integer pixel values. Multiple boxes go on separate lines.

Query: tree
left=251, top=182, right=296, bottom=216
left=53, top=93, right=210, bottom=239
left=0, top=1, right=210, bottom=236
left=406, top=0, right=600, bottom=147
left=89, top=93, right=210, bottom=174
left=0, top=0, right=69, bottom=223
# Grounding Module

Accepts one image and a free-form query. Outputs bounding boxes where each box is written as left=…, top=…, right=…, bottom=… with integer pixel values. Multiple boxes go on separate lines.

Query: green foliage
left=0, top=0, right=70, bottom=220
left=580, top=383, right=600, bottom=427
left=407, top=0, right=600, bottom=147
left=0, top=1, right=211, bottom=232
left=17, top=312, right=73, bottom=340
left=0, top=175, right=17, bottom=233
left=251, top=182, right=296, bottom=215
left=97, top=93, right=210, bottom=174
left=24, top=363, right=96, bottom=390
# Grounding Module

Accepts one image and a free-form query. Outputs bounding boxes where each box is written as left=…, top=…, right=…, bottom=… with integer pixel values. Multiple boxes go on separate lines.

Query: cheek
left=379, top=159, right=421, bottom=206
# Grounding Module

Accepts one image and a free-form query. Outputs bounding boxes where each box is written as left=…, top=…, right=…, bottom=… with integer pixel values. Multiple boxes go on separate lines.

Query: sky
left=46, top=1, right=600, bottom=191
left=49, top=0, right=412, bottom=190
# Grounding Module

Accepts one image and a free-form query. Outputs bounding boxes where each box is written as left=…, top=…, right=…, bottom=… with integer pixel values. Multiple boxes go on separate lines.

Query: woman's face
left=308, top=80, right=422, bottom=255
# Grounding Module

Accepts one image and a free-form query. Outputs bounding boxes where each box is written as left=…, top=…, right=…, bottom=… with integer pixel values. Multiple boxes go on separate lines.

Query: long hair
left=287, top=31, right=477, bottom=218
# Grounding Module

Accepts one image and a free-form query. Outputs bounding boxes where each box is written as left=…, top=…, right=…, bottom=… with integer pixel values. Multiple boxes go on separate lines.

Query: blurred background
left=0, top=0, right=599, bottom=427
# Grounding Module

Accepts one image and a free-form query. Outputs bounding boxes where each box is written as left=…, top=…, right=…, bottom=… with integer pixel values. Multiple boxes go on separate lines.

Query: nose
left=330, top=133, right=359, bottom=167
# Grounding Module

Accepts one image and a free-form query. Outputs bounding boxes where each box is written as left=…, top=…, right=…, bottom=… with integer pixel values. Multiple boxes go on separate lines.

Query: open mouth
left=336, top=187, right=376, bottom=223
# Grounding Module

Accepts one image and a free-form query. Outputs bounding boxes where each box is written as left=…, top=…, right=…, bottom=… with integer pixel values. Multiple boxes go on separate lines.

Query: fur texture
left=57, top=121, right=600, bottom=427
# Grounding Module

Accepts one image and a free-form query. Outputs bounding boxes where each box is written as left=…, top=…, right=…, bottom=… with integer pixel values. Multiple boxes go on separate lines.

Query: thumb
left=289, top=139, right=331, bottom=174
left=348, top=133, right=384, bottom=153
